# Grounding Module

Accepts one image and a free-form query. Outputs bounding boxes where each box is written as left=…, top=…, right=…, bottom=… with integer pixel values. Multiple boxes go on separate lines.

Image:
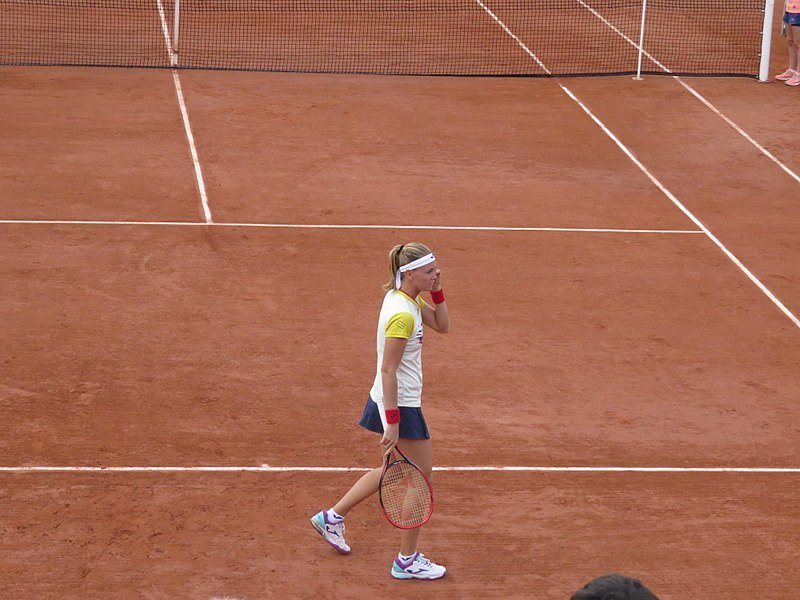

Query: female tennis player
left=311, top=242, right=450, bottom=580
left=776, top=0, right=800, bottom=85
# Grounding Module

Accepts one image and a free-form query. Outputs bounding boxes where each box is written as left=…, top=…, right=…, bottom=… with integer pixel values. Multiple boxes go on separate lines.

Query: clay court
left=1, top=1, right=799, bottom=598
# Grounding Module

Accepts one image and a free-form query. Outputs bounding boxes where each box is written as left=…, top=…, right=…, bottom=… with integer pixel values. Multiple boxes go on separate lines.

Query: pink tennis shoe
left=785, top=72, right=800, bottom=86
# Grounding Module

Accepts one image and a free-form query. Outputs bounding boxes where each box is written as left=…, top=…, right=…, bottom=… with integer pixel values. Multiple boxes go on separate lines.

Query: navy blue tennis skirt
left=784, top=11, right=800, bottom=25
left=358, top=396, right=430, bottom=439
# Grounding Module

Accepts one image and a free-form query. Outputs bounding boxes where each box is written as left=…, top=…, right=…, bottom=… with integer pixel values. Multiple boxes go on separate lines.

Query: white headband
left=396, top=253, right=435, bottom=289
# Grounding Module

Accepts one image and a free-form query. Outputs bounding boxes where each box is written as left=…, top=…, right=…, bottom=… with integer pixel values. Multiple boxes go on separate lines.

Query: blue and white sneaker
left=391, top=552, right=446, bottom=580
left=310, top=510, right=350, bottom=554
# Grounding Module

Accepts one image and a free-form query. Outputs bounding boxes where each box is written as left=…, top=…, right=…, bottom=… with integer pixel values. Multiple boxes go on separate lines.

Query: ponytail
left=382, top=242, right=433, bottom=292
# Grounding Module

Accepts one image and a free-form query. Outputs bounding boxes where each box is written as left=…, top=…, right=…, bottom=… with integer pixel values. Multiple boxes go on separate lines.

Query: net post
left=172, top=0, right=181, bottom=66
left=633, top=0, right=649, bottom=80
left=759, top=0, right=775, bottom=81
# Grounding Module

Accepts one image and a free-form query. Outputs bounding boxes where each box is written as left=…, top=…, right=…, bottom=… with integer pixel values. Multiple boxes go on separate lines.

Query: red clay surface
left=0, top=67, right=200, bottom=222
left=2, top=226, right=798, bottom=471
left=2, top=16, right=800, bottom=598
left=178, top=71, right=691, bottom=230
left=566, top=75, right=800, bottom=317
left=2, top=472, right=798, bottom=599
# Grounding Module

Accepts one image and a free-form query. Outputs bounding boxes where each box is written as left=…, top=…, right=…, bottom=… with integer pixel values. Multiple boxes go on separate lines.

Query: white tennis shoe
left=391, top=552, right=446, bottom=580
left=310, top=510, right=351, bottom=554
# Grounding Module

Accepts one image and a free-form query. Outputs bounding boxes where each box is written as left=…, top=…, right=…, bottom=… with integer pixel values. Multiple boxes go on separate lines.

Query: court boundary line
left=477, top=1, right=800, bottom=330
left=0, top=220, right=703, bottom=234
left=576, top=0, right=800, bottom=186
left=155, top=0, right=212, bottom=223
left=1, top=466, right=798, bottom=474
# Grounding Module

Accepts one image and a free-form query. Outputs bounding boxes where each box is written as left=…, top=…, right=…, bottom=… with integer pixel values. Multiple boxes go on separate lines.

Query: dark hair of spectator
left=570, top=574, right=659, bottom=600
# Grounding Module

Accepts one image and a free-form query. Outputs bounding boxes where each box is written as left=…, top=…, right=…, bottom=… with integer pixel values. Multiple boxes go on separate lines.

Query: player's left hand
left=431, top=268, right=443, bottom=291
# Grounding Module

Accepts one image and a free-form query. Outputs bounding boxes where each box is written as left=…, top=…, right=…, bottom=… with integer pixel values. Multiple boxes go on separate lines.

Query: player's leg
left=390, top=438, right=446, bottom=580
left=321, top=432, right=430, bottom=541
left=333, top=466, right=382, bottom=516
left=311, top=463, right=382, bottom=555
left=787, top=25, right=800, bottom=85
left=311, top=396, right=386, bottom=554
left=777, top=15, right=798, bottom=79
left=329, top=394, right=398, bottom=515
left=397, top=437, right=431, bottom=556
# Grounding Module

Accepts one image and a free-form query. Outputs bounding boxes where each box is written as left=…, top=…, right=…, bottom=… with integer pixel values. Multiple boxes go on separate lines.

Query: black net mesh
left=0, top=0, right=766, bottom=77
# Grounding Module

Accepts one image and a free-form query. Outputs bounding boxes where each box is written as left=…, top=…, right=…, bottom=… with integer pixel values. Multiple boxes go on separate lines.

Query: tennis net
left=0, top=0, right=769, bottom=77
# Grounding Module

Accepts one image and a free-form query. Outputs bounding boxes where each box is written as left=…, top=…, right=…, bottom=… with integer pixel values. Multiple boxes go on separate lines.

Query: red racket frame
left=378, top=445, right=434, bottom=529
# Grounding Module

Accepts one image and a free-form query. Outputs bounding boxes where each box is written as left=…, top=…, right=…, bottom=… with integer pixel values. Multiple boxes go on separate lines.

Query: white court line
left=155, top=0, right=213, bottom=223
left=576, top=0, right=800, bottom=186
left=171, top=72, right=212, bottom=222
left=674, top=80, right=800, bottom=186
left=153, top=0, right=175, bottom=61
left=476, top=1, right=800, bottom=331
left=0, top=220, right=702, bottom=234
left=1, top=466, right=798, bottom=473
left=475, top=0, right=551, bottom=74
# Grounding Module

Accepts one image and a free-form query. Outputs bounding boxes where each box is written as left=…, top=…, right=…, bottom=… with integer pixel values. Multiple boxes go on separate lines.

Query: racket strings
left=381, top=462, right=432, bottom=527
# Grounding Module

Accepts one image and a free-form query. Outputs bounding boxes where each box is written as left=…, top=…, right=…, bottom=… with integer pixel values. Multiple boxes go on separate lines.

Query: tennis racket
left=378, top=445, right=434, bottom=529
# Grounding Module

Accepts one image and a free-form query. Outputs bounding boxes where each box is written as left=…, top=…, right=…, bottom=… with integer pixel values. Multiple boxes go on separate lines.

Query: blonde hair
left=383, top=242, right=433, bottom=292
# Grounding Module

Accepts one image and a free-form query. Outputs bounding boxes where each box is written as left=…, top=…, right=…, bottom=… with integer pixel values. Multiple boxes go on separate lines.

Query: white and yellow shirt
left=369, top=290, right=426, bottom=407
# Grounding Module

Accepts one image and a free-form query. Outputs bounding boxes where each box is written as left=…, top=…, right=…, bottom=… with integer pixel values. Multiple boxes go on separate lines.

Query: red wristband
left=430, top=289, right=445, bottom=304
left=385, top=409, right=400, bottom=424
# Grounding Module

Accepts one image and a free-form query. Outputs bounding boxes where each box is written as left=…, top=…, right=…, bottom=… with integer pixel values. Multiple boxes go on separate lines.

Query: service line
left=0, top=465, right=798, bottom=474
left=0, top=220, right=702, bottom=234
